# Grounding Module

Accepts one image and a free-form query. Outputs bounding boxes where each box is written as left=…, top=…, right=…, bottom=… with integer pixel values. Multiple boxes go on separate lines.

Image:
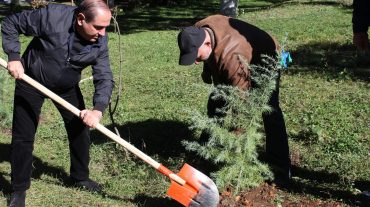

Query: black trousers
left=11, top=80, right=90, bottom=191
left=206, top=74, right=291, bottom=179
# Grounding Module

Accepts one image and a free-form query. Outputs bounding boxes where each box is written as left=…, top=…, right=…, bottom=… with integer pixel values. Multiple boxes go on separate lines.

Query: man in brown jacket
left=177, top=14, right=291, bottom=187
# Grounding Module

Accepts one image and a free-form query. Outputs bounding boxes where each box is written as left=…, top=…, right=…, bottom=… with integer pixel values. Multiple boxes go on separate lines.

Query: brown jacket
left=195, top=15, right=279, bottom=89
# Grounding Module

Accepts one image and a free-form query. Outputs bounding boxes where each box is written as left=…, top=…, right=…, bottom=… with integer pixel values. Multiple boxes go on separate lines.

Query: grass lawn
left=0, top=0, right=369, bottom=206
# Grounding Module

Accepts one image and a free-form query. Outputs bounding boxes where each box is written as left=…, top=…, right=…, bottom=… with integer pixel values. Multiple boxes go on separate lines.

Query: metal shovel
left=0, top=57, right=219, bottom=207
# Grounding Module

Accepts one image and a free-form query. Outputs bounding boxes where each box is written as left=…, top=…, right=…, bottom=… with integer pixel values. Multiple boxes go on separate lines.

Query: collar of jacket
left=69, top=12, right=77, bottom=34
left=203, top=27, right=216, bottom=50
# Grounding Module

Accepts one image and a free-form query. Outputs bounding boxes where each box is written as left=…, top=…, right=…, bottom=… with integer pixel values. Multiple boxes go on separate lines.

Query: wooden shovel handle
left=0, top=57, right=186, bottom=185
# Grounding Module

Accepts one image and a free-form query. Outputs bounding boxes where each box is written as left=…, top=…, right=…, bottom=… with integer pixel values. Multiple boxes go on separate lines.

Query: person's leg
left=53, top=86, right=101, bottom=192
left=262, top=73, right=291, bottom=183
left=10, top=80, right=44, bottom=206
left=11, top=80, right=44, bottom=191
left=53, top=86, right=90, bottom=181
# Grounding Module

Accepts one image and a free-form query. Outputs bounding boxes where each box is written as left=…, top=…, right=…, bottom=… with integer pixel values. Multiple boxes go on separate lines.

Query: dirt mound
left=218, top=183, right=344, bottom=207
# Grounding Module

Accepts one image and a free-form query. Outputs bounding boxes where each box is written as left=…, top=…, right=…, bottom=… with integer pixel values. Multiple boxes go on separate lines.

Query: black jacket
left=1, top=4, right=114, bottom=112
left=352, top=0, right=370, bottom=33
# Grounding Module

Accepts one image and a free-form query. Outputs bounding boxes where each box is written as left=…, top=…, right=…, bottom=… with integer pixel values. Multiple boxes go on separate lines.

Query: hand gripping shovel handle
left=0, top=58, right=185, bottom=186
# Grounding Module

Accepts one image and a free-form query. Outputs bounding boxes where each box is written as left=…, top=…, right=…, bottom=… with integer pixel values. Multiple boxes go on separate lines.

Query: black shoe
left=269, top=168, right=292, bottom=189
left=74, top=178, right=102, bottom=192
left=9, top=191, right=26, bottom=207
left=272, top=176, right=291, bottom=189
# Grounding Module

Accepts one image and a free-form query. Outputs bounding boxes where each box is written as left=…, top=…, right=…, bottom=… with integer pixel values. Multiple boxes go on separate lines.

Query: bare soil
left=218, top=183, right=345, bottom=207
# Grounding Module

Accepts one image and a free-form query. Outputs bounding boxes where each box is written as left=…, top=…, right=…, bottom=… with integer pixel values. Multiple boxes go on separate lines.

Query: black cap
left=178, top=26, right=206, bottom=65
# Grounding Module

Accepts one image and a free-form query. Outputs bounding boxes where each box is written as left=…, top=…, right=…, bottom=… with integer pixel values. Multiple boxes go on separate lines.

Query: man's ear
left=205, top=41, right=212, bottom=49
left=76, top=13, right=85, bottom=26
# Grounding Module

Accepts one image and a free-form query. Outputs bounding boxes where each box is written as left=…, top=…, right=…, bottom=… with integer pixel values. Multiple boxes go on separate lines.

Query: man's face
left=195, top=38, right=212, bottom=65
left=76, top=9, right=111, bottom=42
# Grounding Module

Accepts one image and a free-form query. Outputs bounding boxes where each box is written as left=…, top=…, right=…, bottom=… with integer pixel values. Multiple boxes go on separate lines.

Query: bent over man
left=177, top=15, right=291, bottom=188
left=2, top=0, right=114, bottom=206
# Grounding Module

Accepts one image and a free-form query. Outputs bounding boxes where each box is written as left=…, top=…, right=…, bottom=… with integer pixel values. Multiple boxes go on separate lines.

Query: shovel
left=0, top=57, right=219, bottom=207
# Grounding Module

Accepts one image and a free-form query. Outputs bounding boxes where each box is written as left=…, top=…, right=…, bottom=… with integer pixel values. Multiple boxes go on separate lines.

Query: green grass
left=1, top=0, right=369, bottom=206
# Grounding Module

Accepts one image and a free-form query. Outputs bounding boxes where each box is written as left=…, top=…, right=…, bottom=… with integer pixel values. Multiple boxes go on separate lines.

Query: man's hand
left=7, top=61, right=24, bottom=79
left=353, top=32, right=370, bottom=52
left=80, top=109, right=103, bottom=128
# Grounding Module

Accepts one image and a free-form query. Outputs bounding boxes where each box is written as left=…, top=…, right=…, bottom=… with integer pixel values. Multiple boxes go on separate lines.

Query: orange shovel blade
left=167, top=164, right=219, bottom=207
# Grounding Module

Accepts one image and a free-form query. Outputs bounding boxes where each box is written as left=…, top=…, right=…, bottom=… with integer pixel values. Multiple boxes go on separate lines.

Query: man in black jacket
left=1, top=0, right=114, bottom=206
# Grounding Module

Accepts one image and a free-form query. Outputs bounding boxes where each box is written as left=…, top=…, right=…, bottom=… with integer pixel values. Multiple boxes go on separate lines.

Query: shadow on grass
left=0, top=143, right=70, bottom=194
left=0, top=3, right=33, bottom=22
left=0, top=143, right=12, bottom=194
left=91, top=119, right=193, bottom=158
left=90, top=119, right=219, bottom=206
left=0, top=143, right=71, bottom=206
left=0, top=1, right=210, bottom=35
left=289, top=42, right=370, bottom=82
left=132, top=194, right=182, bottom=207
left=0, top=4, right=13, bottom=22
left=289, top=129, right=369, bottom=205
left=0, top=0, right=355, bottom=35
left=0, top=142, right=130, bottom=204
left=112, top=2, right=218, bottom=34
left=110, top=0, right=307, bottom=34
left=112, top=0, right=289, bottom=34
left=238, top=0, right=353, bottom=12
left=290, top=166, right=370, bottom=207
left=265, top=128, right=369, bottom=205
left=110, top=0, right=355, bottom=35
left=90, top=118, right=219, bottom=172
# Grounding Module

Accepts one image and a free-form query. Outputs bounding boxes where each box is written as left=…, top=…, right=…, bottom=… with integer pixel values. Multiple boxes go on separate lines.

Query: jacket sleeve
left=92, top=36, right=114, bottom=113
left=1, top=8, right=45, bottom=61
left=223, top=53, right=251, bottom=90
left=219, top=38, right=253, bottom=90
